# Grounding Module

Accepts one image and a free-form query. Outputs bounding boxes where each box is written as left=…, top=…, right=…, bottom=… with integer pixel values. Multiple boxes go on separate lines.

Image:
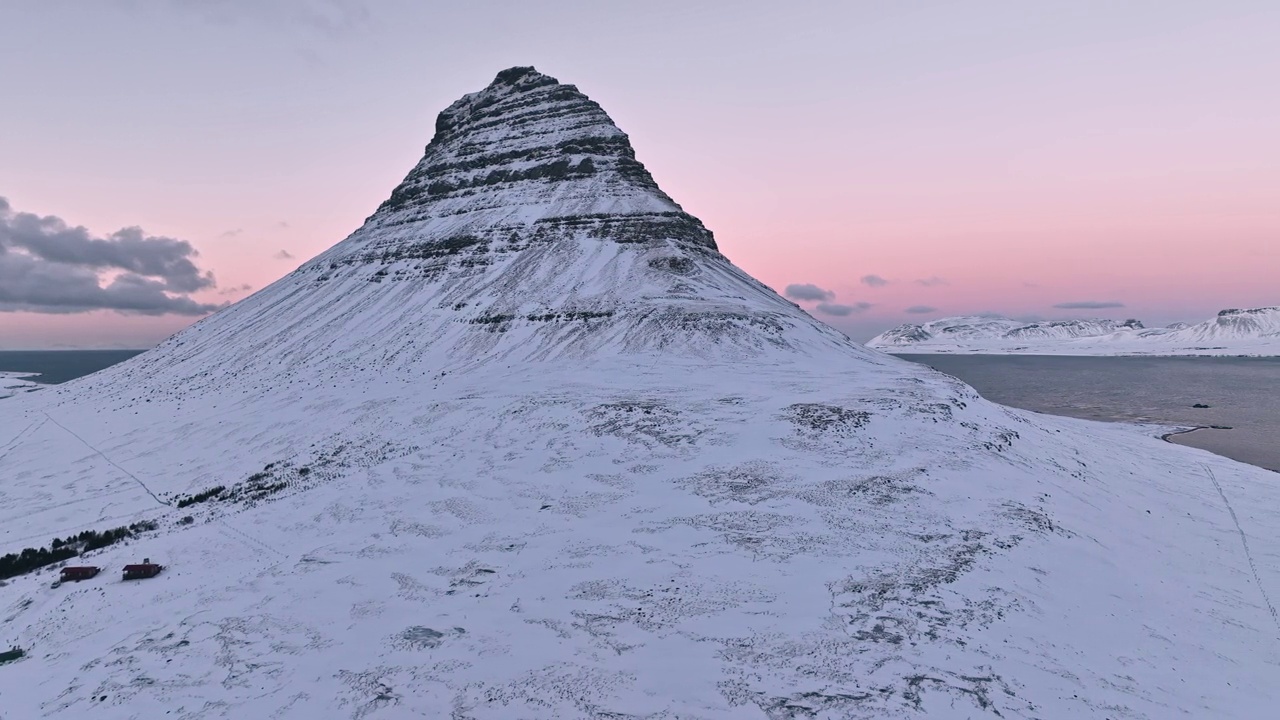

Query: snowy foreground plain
left=868, top=310, right=1280, bottom=356
left=2, top=67, right=1279, bottom=719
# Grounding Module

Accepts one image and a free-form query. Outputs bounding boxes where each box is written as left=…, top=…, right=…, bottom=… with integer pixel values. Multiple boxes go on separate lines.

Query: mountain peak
left=369, top=65, right=696, bottom=238
left=92, top=68, right=870, bottom=393
left=492, top=64, right=542, bottom=84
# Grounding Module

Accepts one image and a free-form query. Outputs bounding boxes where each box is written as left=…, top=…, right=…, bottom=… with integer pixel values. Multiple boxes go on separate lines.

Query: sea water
left=897, top=354, right=1279, bottom=472
left=0, top=350, right=145, bottom=385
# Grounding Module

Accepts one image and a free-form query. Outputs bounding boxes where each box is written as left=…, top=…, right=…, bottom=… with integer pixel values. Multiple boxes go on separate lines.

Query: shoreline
left=1160, top=425, right=1277, bottom=474
left=891, top=354, right=1278, bottom=473
left=1160, top=426, right=1202, bottom=442
left=1159, top=425, right=1231, bottom=443
left=886, top=350, right=1279, bottom=358
left=0, top=373, right=44, bottom=400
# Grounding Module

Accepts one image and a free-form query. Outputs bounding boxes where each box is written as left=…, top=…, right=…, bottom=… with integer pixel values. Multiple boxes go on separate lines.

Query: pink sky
left=1, top=1, right=1276, bottom=348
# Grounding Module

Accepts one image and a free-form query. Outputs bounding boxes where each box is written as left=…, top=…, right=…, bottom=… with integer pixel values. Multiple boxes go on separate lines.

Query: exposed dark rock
left=784, top=404, right=870, bottom=434
left=365, top=67, right=717, bottom=255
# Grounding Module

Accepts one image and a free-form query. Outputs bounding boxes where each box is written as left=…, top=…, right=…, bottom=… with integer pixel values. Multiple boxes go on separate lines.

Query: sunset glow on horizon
left=2, top=1, right=1276, bottom=348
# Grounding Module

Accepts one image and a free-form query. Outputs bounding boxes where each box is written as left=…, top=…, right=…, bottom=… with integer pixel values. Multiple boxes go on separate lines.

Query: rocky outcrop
left=330, top=65, right=716, bottom=271
left=1209, top=306, right=1280, bottom=335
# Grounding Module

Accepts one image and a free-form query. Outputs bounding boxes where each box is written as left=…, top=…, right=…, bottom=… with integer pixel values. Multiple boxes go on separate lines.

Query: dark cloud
left=905, top=305, right=937, bottom=314
left=915, top=276, right=948, bottom=287
left=860, top=274, right=888, bottom=288
left=785, top=283, right=835, bottom=302
left=0, top=197, right=222, bottom=316
left=1053, top=301, right=1125, bottom=309
left=274, top=249, right=295, bottom=260
left=219, top=228, right=243, bottom=238
left=817, top=302, right=872, bottom=317
left=2, top=201, right=213, bottom=292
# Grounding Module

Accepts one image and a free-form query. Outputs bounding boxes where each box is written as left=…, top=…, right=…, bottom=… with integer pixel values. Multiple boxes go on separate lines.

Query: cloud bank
left=0, top=197, right=222, bottom=315
left=905, top=305, right=938, bottom=314
left=784, top=281, right=876, bottom=319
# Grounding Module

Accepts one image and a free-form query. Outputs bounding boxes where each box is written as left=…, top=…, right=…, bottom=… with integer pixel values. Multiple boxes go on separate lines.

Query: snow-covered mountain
left=869, top=307, right=1280, bottom=355
left=1173, top=306, right=1280, bottom=344
left=1, top=68, right=1277, bottom=719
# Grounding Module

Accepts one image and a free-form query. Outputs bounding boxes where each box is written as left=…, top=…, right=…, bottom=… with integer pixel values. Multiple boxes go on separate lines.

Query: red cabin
left=60, top=566, right=100, bottom=582
left=122, top=558, right=162, bottom=581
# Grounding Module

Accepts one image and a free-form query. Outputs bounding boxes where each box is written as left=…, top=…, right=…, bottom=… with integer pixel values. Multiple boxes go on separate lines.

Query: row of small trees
left=0, top=545, right=77, bottom=580
left=175, top=486, right=225, bottom=508
left=0, top=520, right=158, bottom=581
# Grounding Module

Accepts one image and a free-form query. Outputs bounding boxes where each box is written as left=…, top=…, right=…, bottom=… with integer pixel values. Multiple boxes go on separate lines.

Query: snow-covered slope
left=1, top=68, right=1277, bottom=719
left=870, top=308, right=1280, bottom=355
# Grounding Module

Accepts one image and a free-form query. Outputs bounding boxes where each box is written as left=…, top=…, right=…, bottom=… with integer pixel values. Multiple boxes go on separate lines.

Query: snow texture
left=869, top=308, right=1280, bottom=355
left=1, top=67, right=1277, bottom=719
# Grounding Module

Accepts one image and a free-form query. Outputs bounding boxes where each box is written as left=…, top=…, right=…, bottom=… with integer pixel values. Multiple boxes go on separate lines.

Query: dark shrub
left=176, top=486, right=226, bottom=508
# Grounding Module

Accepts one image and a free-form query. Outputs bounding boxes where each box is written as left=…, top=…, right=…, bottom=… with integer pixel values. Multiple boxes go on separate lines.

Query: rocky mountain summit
left=103, top=66, right=857, bottom=403
left=1, top=68, right=1277, bottom=719
left=1202, top=306, right=1280, bottom=339
left=870, top=307, right=1280, bottom=355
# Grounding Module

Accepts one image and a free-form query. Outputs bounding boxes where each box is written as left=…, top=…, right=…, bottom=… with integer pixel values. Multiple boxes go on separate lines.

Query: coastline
left=878, top=348, right=1279, bottom=358
left=893, top=354, right=1279, bottom=473
left=1160, top=426, right=1201, bottom=442
left=1159, top=425, right=1232, bottom=442
left=0, top=371, right=43, bottom=400
left=1160, top=424, right=1277, bottom=473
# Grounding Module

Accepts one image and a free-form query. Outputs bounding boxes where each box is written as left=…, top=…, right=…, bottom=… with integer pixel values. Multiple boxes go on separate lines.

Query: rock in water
left=0, top=67, right=1276, bottom=719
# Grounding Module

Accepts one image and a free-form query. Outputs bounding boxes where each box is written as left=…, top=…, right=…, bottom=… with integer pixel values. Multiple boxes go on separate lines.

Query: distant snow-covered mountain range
left=868, top=307, right=1280, bottom=355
